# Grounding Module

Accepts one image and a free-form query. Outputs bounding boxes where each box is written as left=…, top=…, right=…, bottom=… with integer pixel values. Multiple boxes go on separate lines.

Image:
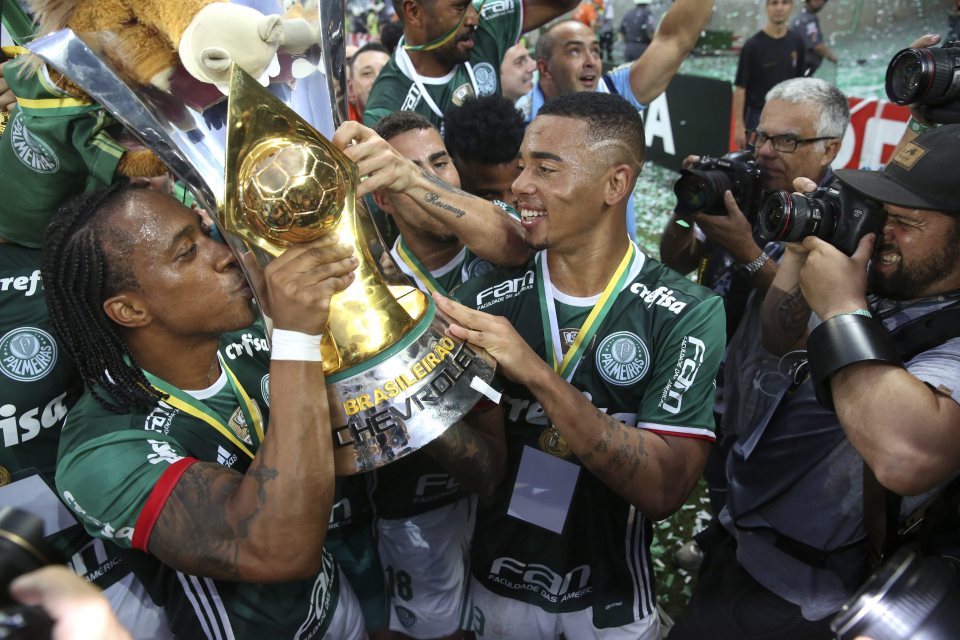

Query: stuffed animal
left=0, top=0, right=300, bottom=247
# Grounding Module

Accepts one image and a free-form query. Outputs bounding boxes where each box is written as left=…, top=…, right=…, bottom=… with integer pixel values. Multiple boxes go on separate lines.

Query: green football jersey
left=454, top=246, right=725, bottom=627
left=363, top=0, right=523, bottom=129
left=0, top=244, right=135, bottom=593
left=56, top=325, right=340, bottom=640
left=0, top=56, right=126, bottom=248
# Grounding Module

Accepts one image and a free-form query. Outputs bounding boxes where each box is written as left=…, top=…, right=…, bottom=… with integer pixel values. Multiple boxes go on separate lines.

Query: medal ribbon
left=536, top=242, right=636, bottom=381
left=143, top=354, right=264, bottom=460
left=395, top=238, right=447, bottom=295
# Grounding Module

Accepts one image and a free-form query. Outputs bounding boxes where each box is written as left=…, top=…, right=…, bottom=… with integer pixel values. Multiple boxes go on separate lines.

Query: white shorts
left=465, top=579, right=660, bottom=640
left=324, top=563, right=368, bottom=640
left=376, top=496, right=476, bottom=638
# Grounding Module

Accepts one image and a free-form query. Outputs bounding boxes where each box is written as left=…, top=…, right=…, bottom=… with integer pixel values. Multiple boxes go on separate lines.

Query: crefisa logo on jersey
left=10, top=114, right=60, bottom=174
left=0, top=327, right=57, bottom=382
left=596, top=331, right=649, bottom=385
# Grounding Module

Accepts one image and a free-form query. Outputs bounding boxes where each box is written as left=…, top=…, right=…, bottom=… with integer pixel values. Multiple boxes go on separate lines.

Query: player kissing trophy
left=27, top=0, right=496, bottom=474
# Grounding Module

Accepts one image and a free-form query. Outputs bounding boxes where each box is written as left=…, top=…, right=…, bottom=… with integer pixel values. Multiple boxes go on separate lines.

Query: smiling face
left=755, top=99, right=838, bottom=192
left=103, top=190, right=255, bottom=339
left=539, top=22, right=602, bottom=98
left=500, top=43, right=536, bottom=102
left=868, top=205, right=960, bottom=300
left=513, top=116, right=611, bottom=252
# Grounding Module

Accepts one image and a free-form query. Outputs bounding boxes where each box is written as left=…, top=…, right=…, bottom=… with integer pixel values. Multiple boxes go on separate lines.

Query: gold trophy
left=29, top=1, right=496, bottom=474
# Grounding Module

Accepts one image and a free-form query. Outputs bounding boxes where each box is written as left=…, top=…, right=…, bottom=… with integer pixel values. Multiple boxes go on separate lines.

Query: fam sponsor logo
left=0, top=269, right=43, bottom=297
left=629, top=283, right=688, bottom=314
left=0, top=391, right=69, bottom=447
left=61, top=490, right=134, bottom=541
left=0, top=327, right=57, bottom=382
left=294, top=551, right=336, bottom=638
left=401, top=84, right=423, bottom=112
left=10, top=114, right=60, bottom=173
left=488, top=557, right=592, bottom=604
left=596, top=332, right=650, bottom=386
left=480, top=0, right=516, bottom=19
left=475, top=270, right=534, bottom=309
left=473, top=63, right=498, bottom=96
left=144, top=402, right=178, bottom=434
left=659, top=335, right=707, bottom=414
left=222, top=332, right=268, bottom=359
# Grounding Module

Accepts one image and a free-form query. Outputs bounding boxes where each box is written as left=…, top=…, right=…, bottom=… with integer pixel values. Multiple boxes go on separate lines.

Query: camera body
left=886, top=41, right=960, bottom=124
left=673, top=150, right=763, bottom=217
left=755, top=180, right=884, bottom=256
left=0, top=508, right=58, bottom=640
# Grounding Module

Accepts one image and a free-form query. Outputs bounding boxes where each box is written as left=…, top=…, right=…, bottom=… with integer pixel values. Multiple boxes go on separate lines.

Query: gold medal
left=0, top=465, right=11, bottom=487
left=539, top=425, right=572, bottom=458
left=0, top=110, right=8, bottom=137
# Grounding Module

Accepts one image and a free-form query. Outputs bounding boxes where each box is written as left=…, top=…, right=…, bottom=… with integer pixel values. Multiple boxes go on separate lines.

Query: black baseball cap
left=834, top=124, right=960, bottom=214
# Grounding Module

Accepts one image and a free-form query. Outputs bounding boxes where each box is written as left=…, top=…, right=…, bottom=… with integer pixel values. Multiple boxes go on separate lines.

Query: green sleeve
left=56, top=426, right=191, bottom=549
left=638, top=295, right=725, bottom=437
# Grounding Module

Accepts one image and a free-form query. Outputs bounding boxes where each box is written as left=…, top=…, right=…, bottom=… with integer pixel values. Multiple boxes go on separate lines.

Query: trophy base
left=328, top=304, right=496, bottom=474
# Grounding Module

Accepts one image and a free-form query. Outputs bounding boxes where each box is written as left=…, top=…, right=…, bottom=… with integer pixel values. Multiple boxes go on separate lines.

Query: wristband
left=907, top=116, right=932, bottom=134
left=825, top=308, right=872, bottom=321
left=807, top=313, right=903, bottom=410
left=270, top=328, right=323, bottom=361
left=738, top=251, right=770, bottom=276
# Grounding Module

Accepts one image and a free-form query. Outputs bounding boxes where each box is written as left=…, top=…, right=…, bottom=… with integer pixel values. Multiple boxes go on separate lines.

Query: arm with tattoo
left=762, top=248, right=812, bottom=355
left=404, top=168, right=529, bottom=267
left=149, top=359, right=335, bottom=583
left=425, top=407, right=507, bottom=496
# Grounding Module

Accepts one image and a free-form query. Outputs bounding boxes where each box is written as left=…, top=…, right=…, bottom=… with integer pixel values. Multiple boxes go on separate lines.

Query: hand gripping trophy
left=29, top=0, right=496, bottom=474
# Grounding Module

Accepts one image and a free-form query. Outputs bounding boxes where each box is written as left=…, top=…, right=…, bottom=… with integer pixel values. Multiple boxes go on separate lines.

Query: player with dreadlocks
left=41, top=182, right=368, bottom=640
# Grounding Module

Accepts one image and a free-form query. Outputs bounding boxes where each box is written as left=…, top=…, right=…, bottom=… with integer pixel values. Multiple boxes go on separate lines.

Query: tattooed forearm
left=579, top=411, right=648, bottom=495
left=424, top=191, right=466, bottom=218
left=426, top=421, right=503, bottom=495
left=773, top=285, right=811, bottom=335
left=421, top=168, right=472, bottom=198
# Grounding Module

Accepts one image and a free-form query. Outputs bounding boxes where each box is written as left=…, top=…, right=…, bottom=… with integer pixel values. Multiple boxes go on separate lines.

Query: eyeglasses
left=746, top=130, right=838, bottom=153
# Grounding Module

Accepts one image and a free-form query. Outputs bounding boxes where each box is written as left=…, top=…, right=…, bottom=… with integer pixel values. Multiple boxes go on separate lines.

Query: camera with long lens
left=754, top=181, right=883, bottom=256
left=673, top=150, right=763, bottom=217
left=0, top=507, right=60, bottom=640
left=832, top=548, right=960, bottom=640
left=885, top=41, right=960, bottom=124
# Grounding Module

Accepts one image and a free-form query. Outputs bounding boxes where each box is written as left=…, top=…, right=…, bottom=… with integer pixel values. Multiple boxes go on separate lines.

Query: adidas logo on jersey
left=217, top=446, right=238, bottom=468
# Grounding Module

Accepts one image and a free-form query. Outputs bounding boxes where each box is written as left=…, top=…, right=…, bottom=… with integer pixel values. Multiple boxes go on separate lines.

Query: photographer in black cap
left=671, top=124, right=960, bottom=639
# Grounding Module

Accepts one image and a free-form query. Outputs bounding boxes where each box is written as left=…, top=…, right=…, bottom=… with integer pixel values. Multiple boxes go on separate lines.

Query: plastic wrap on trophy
left=28, top=4, right=496, bottom=474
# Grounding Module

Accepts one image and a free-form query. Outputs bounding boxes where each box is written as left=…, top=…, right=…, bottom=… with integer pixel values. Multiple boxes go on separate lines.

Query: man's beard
left=869, top=237, right=960, bottom=300
left=432, top=29, right=475, bottom=66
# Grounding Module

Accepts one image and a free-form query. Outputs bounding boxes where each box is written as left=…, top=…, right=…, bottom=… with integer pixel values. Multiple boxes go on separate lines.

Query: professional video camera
left=832, top=548, right=960, bottom=639
left=755, top=181, right=883, bottom=256
left=673, top=150, right=763, bottom=217
left=0, top=508, right=60, bottom=640
left=886, top=41, right=960, bottom=124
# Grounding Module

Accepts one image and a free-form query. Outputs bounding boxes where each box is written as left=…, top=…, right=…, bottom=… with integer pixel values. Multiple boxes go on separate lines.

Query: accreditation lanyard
left=395, top=238, right=448, bottom=295
left=535, top=243, right=636, bottom=381
left=395, top=38, right=478, bottom=120
left=143, top=354, right=264, bottom=460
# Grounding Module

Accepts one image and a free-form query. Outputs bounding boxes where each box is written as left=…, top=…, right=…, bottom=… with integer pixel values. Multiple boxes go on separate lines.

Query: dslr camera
left=886, top=41, right=960, bottom=124
left=0, top=508, right=59, bottom=640
left=755, top=181, right=883, bottom=256
left=673, top=150, right=763, bottom=217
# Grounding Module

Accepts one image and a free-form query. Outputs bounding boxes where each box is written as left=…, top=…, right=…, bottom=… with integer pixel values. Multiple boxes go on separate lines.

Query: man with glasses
left=659, top=78, right=848, bottom=575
